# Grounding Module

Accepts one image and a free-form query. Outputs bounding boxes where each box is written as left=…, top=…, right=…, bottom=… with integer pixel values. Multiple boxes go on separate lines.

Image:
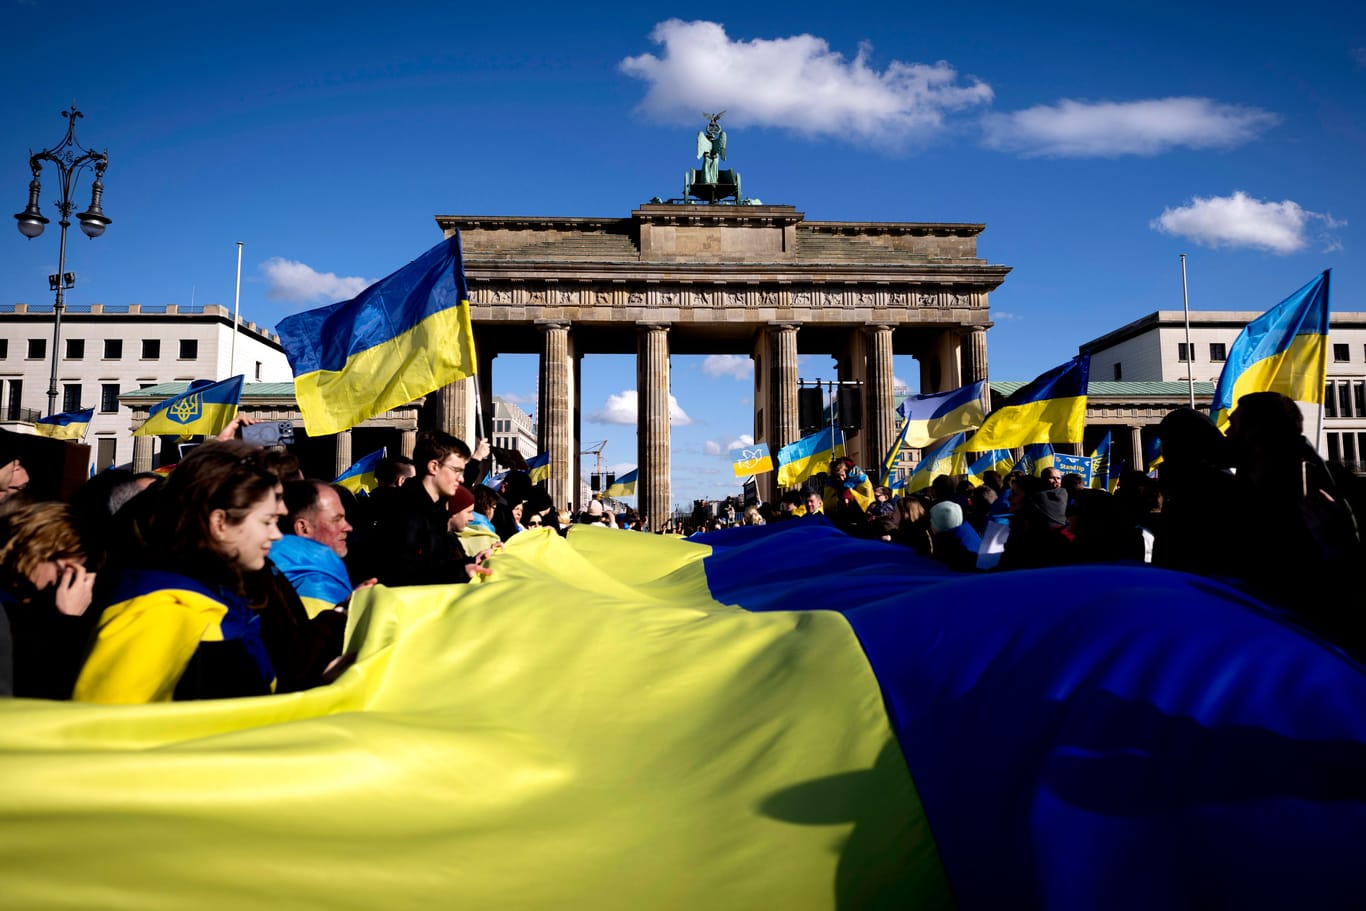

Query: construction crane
left=579, top=440, right=610, bottom=497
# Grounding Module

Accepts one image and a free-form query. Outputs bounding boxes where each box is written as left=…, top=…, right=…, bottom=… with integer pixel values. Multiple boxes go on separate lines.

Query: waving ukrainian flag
left=4, top=522, right=1365, bottom=909
left=905, top=431, right=969, bottom=493
left=969, top=356, right=1089, bottom=450
left=896, top=381, right=988, bottom=448
left=334, top=447, right=386, bottom=495
left=133, top=376, right=243, bottom=438
left=776, top=426, right=844, bottom=488
left=1211, top=270, right=1330, bottom=431
left=276, top=235, right=477, bottom=436
left=604, top=468, right=637, bottom=498
left=526, top=451, right=551, bottom=484
left=34, top=407, right=93, bottom=441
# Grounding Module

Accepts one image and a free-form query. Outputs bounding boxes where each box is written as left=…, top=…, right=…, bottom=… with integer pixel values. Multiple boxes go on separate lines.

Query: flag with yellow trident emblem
left=133, top=375, right=244, bottom=437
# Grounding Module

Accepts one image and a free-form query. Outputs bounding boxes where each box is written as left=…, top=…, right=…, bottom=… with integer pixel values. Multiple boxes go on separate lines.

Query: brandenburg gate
left=430, top=202, right=1009, bottom=522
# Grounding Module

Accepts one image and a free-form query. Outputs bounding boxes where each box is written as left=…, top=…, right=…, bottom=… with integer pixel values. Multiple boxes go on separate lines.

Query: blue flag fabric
left=905, top=431, right=969, bottom=493
left=34, top=407, right=93, bottom=441
left=133, top=376, right=243, bottom=438
left=276, top=236, right=478, bottom=436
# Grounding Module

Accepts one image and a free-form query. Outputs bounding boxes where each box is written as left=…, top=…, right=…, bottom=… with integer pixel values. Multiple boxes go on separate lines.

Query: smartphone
left=241, top=420, right=295, bottom=447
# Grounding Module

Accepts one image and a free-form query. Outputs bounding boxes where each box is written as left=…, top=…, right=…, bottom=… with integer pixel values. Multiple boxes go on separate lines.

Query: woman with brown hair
left=0, top=501, right=96, bottom=698
left=73, top=443, right=283, bottom=703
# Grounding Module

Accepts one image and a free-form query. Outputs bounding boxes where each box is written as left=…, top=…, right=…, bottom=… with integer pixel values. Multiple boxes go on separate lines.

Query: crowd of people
left=1, top=391, right=1362, bottom=702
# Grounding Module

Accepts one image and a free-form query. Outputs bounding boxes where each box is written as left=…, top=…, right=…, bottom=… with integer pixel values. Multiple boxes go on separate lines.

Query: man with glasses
left=368, top=431, right=492, bottom=586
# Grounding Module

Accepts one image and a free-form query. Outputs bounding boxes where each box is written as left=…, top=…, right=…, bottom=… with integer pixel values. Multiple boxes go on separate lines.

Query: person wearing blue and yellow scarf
left=73, top=443, right=281, bottom=703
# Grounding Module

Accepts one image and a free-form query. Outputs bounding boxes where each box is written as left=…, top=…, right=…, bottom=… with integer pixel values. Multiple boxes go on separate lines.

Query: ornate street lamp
left=14, top=105, right=111, bottom=415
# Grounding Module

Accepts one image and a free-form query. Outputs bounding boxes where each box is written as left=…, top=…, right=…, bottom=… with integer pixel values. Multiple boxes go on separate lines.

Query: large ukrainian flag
left=968, top=356, right=1089, bottom=450
left=3, top=522, right=1365, bottom=909
left=776, top=426, right=844, bottom=488
left=276, top=236, right=477, bottom=437
left=133, top=376, right=243, bottom=438
left=1210, top=270, right=1330, bottom=431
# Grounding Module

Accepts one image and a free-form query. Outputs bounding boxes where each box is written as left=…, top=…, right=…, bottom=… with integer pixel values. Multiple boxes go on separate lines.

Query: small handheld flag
left=604, top=469, right=638, bottom=498
left=34, top=408, right=93, bottom=441
left=134, top=376, right=243, bottom=438
left=335, top=448, right=387, bottom=495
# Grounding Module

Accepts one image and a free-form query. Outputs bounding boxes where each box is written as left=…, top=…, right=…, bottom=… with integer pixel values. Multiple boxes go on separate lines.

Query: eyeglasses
left=436, top=460, right=463, bottom=474
left=526, top=519, right=543, bottom=527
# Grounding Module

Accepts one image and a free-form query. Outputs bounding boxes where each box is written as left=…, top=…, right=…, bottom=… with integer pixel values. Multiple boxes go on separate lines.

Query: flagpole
left=230, top=242, right=243, bottom=380
left=1180, top=254, right=1194, bottom=408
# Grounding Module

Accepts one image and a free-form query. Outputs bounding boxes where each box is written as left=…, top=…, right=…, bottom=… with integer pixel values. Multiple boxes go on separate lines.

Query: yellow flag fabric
left=0, top=526, right=948, bottom=910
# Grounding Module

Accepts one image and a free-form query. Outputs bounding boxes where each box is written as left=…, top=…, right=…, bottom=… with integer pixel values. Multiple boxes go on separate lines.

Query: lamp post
left=14, top=105, right=111, bottom=416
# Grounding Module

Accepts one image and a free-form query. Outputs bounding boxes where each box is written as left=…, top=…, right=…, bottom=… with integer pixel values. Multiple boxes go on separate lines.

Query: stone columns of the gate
left=476, top=350, right=496, bottom=441
left=866, top=325, right=896, bottom=479
left=1129, top=424, right=1145, bottom=471
left=132, top=433, right=153, bottom=473
left=962, top=326, right=989, bottom=386
left=538, top=321, right=574, bottom=511
left=334, top=429, right=353, bottom=478
left=772, top=322, right=800, bottom=450
left=400, top=429, right=416, bottom=459
left=430, top=379, right=475, bottom=442
left=637, top=323, right=671, bottom=528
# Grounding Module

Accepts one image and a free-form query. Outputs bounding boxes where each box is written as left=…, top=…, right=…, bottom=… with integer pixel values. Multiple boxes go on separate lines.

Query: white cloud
left=703, top=440, right=723, bottom=456
left=1151, top=191, right=1344, bottom=254
left=620, top=19, right=992, bottom=145
left=700, top=354, right=751, bottom=380
left=982, top=97, right=1278, bottom=157
left=261, top=258, right=370, bottom=304
left=590, top=391, right=693, bottom=426
left=725, top=433, right=755, bottom=450
left=992, top=311, right=1023, bottom=321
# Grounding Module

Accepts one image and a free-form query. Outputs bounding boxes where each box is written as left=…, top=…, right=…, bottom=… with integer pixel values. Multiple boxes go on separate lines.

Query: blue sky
left=3, top=1, right=1362, bottom=507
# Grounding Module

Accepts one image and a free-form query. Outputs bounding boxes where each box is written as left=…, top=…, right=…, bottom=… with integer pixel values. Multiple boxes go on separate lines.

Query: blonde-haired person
left=0, top=500, right=96, bottom=698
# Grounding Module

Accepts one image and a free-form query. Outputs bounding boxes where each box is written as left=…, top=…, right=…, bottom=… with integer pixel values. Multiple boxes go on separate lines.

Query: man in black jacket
left=367, top=431, right=493, bottom=587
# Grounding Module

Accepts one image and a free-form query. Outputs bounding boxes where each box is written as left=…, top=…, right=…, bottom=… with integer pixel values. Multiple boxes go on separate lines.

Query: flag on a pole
left=335, top=448, right=387, bottom=495
left=964, top=448, right=1015, bottom=487
left=276, top=235, right=478, bottom=436
left=1011, top=443, right=1056, bottom=477
left=1210, top=270, right=1330, bottom=431
left=604, top=469, right=638, bottom=498
left=133, top=376, right=243, bottom=438
left=895, top=381, right=989, bottom=448
left=34, top=408, right=93, bottom=441
left=776, top=427, right=844, bottom=489
left=526, top=452, right=551, bottom=485
left=1089, top=432, right=1112, bottom=491
left=905, top=432, right=969, bottom=493
left=967, top=357, right=1089, bottom=450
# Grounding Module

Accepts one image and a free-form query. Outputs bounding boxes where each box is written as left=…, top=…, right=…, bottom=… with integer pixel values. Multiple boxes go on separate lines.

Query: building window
left=66, top=338, right=84, bottom=359
left=1356, top=382, right=1366, bottom=418
left=1209, top=343, right=1227, bottom=362
left=101, top=383, right=120, bottom=413
left=1177, top=343, right=1192, bottom=362
left=5, top=380, right=22, bottom=420
left=28, top=338, right=46, bottom=359
left=254, top=361, right=262, bottom=381
left=179, top=339, right=198, bottom=360
left=1112, top=362, right=1122, bottom=381
left=142, top=339, right=160, bottom=359
left=104, top=339, right=123, bottom=359
left=1334, top=343, right=1350, bottom=363
left=1339, top=382, right=1352, bottom=418
left=62, top=383, right=82, bottom=413
left=1326, top=382, right=1338, bottom=418
left=0, top=339, right=6, bottom=359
